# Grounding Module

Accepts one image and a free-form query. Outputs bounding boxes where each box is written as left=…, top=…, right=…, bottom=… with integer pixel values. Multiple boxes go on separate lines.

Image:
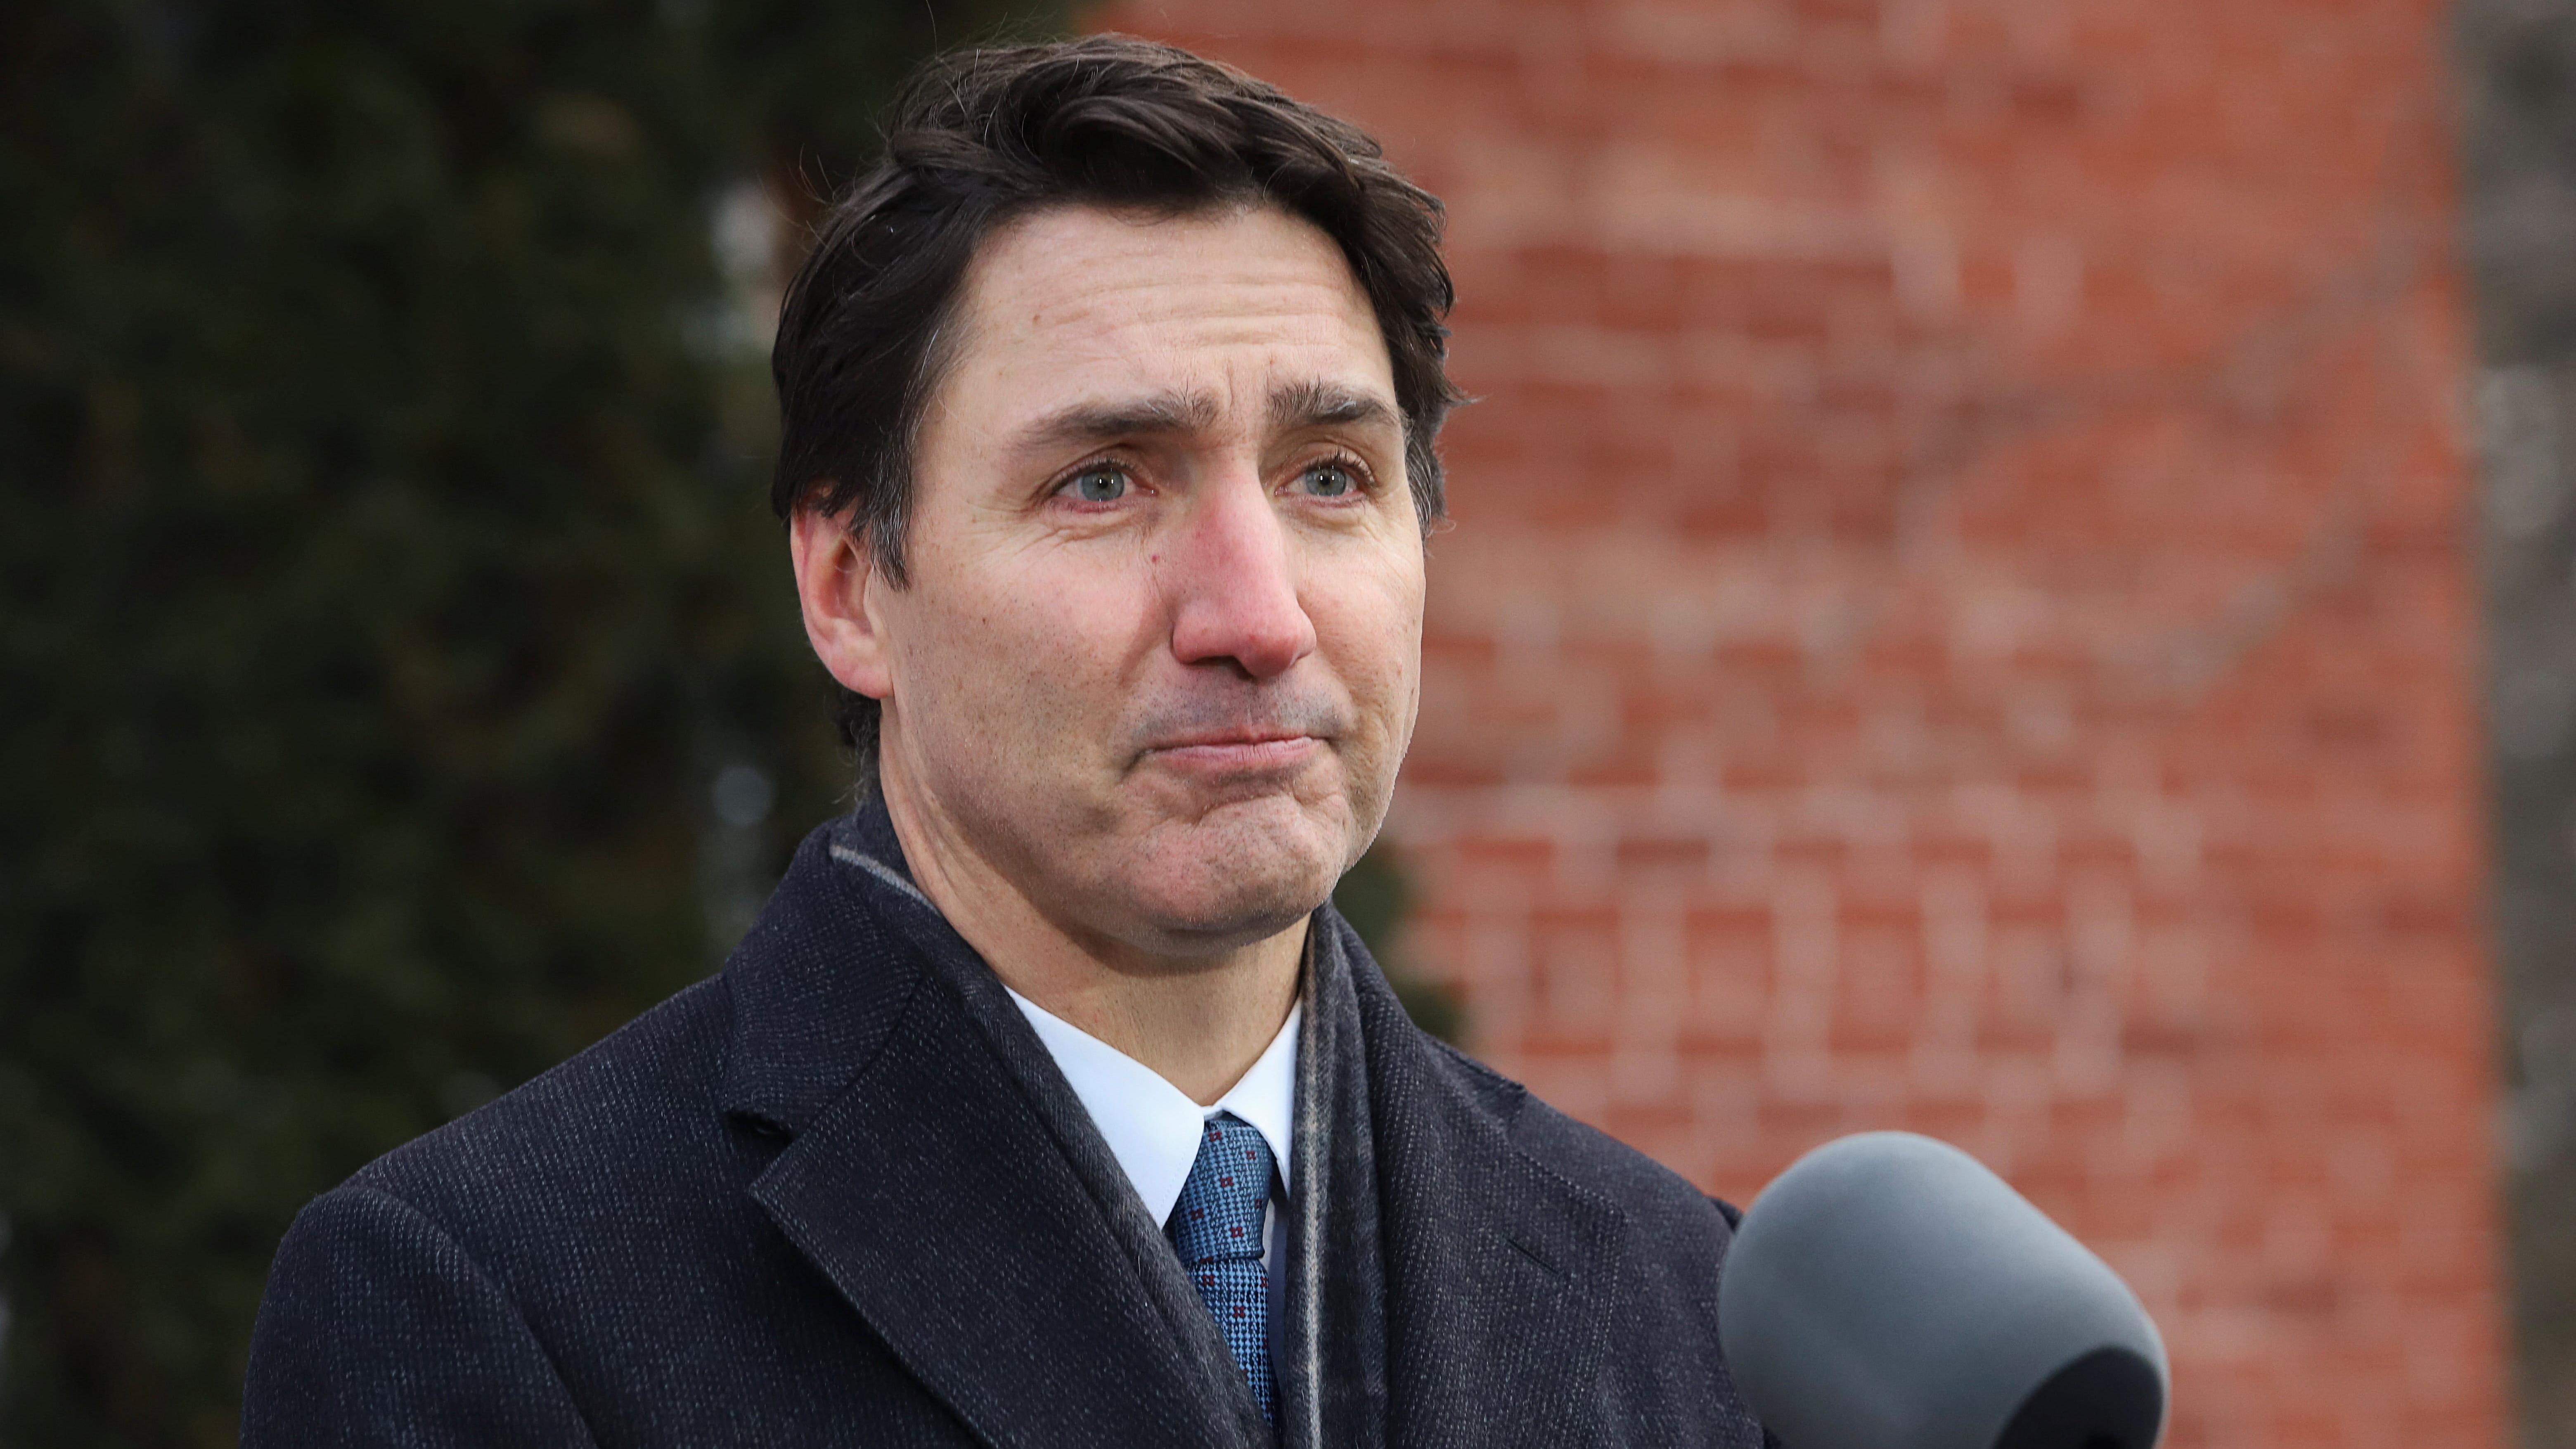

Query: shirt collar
left=1005, top=988, right=1300, bottom=1230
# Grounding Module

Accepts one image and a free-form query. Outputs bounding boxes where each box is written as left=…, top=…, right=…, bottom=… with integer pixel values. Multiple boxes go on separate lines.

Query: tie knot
left=1167, top=1112, right=1273, bottom=1267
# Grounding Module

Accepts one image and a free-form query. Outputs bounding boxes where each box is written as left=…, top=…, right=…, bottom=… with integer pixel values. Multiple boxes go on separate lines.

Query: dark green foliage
left=1336, top=844, right=1463, bottom=1045
left=0, top=1, right=1032, bottom=1442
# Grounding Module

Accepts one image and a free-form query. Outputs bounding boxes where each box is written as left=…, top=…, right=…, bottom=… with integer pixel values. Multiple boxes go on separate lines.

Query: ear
left=788, top=507, right=894, bottom=701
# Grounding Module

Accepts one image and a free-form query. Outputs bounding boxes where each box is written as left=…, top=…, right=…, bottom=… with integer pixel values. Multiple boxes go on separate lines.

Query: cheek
left=903, top=547, right=1162, bottom=739
left=1314, top=547, right=1425, bottom=720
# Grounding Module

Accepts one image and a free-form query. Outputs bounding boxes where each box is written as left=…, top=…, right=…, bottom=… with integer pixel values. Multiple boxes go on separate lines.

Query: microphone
left=1716, top=1132, right=2168, bottom=1449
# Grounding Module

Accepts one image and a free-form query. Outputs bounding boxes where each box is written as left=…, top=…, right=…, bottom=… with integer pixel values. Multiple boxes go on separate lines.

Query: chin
left=1118, top=811, right=1347, bottom=952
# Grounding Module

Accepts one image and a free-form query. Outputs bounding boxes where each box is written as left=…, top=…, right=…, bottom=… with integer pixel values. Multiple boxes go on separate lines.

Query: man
left=244, top=36, right=1769, bottom=1448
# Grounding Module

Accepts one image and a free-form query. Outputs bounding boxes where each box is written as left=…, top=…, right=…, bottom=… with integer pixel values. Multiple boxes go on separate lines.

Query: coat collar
left=724, top=806, right=1265, bottom=1449
left=713, top=811, right=924, bottom=1135
left=719, top=805, right=1626, bottom=1449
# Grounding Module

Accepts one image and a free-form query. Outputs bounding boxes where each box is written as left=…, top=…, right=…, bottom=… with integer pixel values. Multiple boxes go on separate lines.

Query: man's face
left=819, top=203, right=1425, bottom=960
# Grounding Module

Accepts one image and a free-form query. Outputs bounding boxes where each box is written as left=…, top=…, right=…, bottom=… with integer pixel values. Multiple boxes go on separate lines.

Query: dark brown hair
left=769, top=34, right=1464, bottom=767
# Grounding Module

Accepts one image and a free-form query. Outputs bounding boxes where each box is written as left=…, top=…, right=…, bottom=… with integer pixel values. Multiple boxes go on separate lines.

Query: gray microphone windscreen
left=1717, top=1132, right=2167, bottom=1449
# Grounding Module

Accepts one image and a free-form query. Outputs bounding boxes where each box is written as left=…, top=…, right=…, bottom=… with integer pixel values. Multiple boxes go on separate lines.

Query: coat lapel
left=722, top=814, right=1261, bottom=1449
left=1332, top=917, right=1628, bottom=1449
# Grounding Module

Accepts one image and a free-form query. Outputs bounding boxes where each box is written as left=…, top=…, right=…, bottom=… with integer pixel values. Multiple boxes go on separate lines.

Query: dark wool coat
left=242, top=803, right=1771, bottom=1447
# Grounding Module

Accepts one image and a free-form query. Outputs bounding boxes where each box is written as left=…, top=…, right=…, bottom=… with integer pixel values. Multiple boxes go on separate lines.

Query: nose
left=1163, top=475, right=1317, bottom=680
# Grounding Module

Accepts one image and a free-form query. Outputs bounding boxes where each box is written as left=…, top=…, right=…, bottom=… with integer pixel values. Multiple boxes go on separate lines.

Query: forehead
left=939, top=203, right=1397, bottom=435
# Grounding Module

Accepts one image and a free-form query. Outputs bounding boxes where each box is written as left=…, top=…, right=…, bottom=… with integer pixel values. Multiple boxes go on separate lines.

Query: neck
left=876, top=771, right=1305, bottom=1107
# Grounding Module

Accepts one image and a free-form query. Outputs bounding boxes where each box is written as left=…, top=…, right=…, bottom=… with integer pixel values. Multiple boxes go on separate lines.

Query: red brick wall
left=1088, top=1, right=2505, bottom=1443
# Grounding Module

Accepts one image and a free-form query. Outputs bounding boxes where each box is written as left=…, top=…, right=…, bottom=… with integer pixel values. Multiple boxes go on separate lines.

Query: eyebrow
left=1014, top=391, right=1223, bottom=452
left=1010, top=380, right=1402, bottom=455
left=1267, top=379, right=1400, bottom=435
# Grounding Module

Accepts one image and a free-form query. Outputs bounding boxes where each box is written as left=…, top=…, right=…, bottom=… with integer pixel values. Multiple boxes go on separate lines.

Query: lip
left=1139, top=732, right=1325, bottom=774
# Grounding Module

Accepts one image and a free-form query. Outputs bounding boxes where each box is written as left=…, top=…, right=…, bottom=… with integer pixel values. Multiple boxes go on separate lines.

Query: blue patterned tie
left=1167, top=1112, right=1275, bottom=1424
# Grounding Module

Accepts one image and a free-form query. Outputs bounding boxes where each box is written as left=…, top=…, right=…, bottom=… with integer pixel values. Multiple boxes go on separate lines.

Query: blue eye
left=1302, top=461, right=1358, bottom=497
left=1067, top=465, right=1128, bottom=502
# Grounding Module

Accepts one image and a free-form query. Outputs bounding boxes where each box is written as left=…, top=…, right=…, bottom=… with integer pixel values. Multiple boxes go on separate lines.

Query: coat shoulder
left=341, top=975, right=741, bottom=1236
left=1413, top=1032, right=1740, bottom=1252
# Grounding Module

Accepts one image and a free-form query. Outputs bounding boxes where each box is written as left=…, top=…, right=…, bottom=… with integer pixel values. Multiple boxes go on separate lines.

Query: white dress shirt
left=1005, top=988, right=1299, bottom=1272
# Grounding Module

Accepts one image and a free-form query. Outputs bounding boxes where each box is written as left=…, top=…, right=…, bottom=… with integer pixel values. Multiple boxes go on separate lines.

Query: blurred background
left=0, top=0, right=2566, bottom=1444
